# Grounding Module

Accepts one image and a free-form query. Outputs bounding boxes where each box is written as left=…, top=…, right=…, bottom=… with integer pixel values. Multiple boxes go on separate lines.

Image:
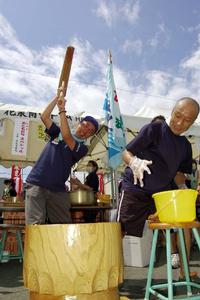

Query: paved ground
left=120, top=244, right=200, bottom=299
left=0, top=244, right=199, bottom=300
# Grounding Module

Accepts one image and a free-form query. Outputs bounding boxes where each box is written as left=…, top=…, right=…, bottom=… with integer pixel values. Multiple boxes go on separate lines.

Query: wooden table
left=0, top=206, right=25, bottom=212
left=0, top=203, right=25, bottom=260
left=0, top=204, right=25, bottom=224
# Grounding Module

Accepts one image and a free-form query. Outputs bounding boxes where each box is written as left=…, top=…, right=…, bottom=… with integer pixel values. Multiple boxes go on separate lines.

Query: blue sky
left=0, top=0, right=200, bottom=116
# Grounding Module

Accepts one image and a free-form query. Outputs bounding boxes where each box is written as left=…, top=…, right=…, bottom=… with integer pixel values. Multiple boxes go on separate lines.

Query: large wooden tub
left=23, top=222, right=124, bottom=300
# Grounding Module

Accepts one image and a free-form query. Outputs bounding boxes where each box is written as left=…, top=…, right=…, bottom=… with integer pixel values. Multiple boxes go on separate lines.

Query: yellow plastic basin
left=152, top=189, right=198, bottom=223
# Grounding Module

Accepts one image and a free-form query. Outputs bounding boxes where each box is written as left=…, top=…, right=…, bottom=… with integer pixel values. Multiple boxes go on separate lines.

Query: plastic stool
left=144, top=221, right=200, bottom=300
left=0, top=224, right=24, bottom=262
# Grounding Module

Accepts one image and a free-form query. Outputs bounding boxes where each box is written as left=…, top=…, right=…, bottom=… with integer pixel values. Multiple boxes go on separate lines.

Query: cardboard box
left=123, top=222, right=153, bottom=267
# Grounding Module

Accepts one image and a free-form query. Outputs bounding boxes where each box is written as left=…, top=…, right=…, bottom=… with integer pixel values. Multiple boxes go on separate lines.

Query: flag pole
left=108, top=50, right=115, bottom=207
left=109, top=49, right=112, bottom=63
left=114, top=169, right=120, bottom=207
left=110, top=169, right=115, bottom=207
left=109, top=50, right=120, bottom=208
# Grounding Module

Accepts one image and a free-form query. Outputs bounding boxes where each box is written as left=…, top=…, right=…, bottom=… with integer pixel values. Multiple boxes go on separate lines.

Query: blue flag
left=103, top=54, right=126, bottom=170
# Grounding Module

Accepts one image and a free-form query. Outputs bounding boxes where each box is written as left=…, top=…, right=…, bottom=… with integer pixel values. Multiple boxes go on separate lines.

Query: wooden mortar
left=23, top=223, right=123, bottom=299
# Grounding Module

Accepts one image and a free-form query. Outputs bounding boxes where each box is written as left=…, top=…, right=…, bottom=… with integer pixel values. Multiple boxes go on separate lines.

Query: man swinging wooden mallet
left=25, top=46, right=99, bottom=224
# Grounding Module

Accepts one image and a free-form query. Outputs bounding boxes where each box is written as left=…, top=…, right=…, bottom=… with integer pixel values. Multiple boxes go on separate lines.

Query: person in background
left=71, top=160, right=99, bottom=193
left=1, top=179, right=17, bottom=225
left=70, top=160, right=99, bottom=222
left=2, top=179, right=17, bottom=199
left=186, top=159, right=199, bottom=189
left=25, top=89, right=99, bottom=225
left=151, top=115, right=166, bottom=123
left=117, top=97, right=199, bottom=278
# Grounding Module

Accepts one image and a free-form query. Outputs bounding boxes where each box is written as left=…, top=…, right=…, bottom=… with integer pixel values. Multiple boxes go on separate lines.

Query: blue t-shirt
left=26, top=123, right=88, bottom=192
left=122, top=121, right=192, bottom=195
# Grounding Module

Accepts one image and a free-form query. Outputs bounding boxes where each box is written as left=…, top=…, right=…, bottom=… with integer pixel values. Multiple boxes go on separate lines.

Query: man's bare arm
left=41, top=96, right=58, bottom=129
left=57, top=93, right=76, bottom=150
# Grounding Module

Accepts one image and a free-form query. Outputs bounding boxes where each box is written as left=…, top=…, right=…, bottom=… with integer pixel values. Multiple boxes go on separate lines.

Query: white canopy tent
left=0, top=103, right=103, bottom=168
left=134, top=105, right=200, bottom=137
left=75, top=105, right=200, bottom=172
left=0, top=102, right=200, bottom=173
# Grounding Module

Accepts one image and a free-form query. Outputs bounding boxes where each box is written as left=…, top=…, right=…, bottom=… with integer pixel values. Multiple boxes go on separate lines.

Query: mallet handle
left=57, top=46, right=75, bottom=97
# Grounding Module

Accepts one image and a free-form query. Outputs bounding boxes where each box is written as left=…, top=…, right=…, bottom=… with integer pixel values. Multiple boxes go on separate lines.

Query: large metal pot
left=68, top=190, right=97, bottom=206
left=3, top=196, right=24, bottom=203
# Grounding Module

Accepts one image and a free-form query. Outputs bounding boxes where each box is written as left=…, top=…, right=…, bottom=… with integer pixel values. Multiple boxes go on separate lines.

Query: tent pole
left=110, top=169, right=119, bottom=209
left=110, top=169, right=115, bottom=207
left=114, top=169, right=119, bottom=208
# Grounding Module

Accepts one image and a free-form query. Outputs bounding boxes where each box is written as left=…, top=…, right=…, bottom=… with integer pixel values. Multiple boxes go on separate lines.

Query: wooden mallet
left=57, top=46, right=75, bottom=103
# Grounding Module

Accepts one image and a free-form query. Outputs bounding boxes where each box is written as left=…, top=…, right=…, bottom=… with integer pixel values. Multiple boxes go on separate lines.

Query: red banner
left=97, top=173, right=104, bottom=193
left=11, top=165, right=22, bottom=196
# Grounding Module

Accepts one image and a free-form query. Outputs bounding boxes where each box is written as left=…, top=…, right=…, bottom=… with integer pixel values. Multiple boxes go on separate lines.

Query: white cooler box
left=123, top=222, right=153, bottom=267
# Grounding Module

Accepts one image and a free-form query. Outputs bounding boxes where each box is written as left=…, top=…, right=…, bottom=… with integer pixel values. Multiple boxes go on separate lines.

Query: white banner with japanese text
left=11, top=118, right=29, bottom=156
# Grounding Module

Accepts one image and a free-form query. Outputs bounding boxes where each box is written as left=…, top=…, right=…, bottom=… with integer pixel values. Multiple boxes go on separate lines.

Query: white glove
left=128, top=156, right=152, bottom=187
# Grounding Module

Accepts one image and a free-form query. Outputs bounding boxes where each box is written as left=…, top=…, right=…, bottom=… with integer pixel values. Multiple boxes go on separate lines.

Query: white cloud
left=1, top=13, right=200, bottom=120
left=148, top=23, right=170, bottom=49
left=181, top=49, right=200, bottom=71
left=94, top=1, right=116, bottom=27
left=0, top=14, right=139, bottom=116
left=180, top=37, right=200, bottom=101
left=0, top=15, right=105, bottom=111
left=0, top=14, right=107, bottom=114
left=145, top=71, right=171, bottom=96
left=121, top=1, right=140, bottom=24
left=180, top=23, right=200, bottom=33
left=93, top=0, right=140, bottom=27
left=121, top=39, right=142, bottom=55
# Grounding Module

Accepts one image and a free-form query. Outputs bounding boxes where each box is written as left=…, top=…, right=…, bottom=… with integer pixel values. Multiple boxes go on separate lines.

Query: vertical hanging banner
left=11, top=164, right=22, bottom=179
left=15, top=177, right=23, bottom=196
left=37, top=124, right=46, bottom=140
left=11, top=164, right=23, bottom=195
left=97, top=172, right=104, bottom=193
left=11, top=118, right=29, bottom=156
